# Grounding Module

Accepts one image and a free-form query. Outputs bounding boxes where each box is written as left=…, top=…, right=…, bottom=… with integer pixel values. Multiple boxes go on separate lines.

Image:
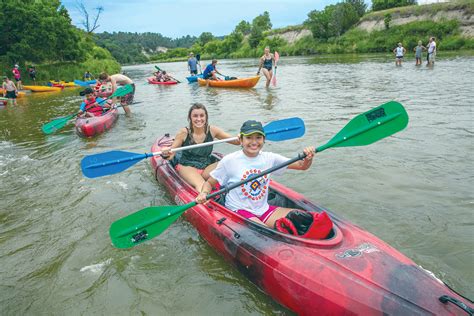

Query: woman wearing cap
left=196, top=120, right=318, bottom=231
left=78, top=87, right=111, bottom=117
left=12, top=65, right=22, bottom=90
left=161, top=103, right=240, bottom=191
left=2, top=76, right=18, bottom=106
left=257, top=46, right=276, bottom=88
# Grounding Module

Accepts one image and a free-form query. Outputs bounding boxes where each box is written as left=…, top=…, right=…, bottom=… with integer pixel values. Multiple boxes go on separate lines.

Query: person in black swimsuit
left=160, top=103, right=240, bottom=191
left=257, top=46, right=276, bottom=88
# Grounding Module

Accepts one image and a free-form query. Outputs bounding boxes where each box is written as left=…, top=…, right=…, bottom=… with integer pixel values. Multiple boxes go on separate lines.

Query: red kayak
left=147, top=77, right=178, bottom=85
left=75, top=108, right=119, bottom=138
left=150, top=134, right=473, bottom=315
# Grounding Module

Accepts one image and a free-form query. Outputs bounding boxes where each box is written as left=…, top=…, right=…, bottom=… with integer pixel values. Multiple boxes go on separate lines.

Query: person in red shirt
left=12, top=64, right=22, bottom=90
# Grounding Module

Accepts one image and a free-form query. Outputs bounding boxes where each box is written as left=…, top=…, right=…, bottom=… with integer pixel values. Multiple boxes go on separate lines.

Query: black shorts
left=6, top=90, right=17, bottom=99
left=203, top=72, right=213, bottom=79
left=14, top=77, right=21, bottom=82
left=190, top=69, right=197, bottom=75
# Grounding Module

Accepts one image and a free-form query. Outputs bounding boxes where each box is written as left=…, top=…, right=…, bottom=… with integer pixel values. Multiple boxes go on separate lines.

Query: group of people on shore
left=393, top=37, right=437, bottom=66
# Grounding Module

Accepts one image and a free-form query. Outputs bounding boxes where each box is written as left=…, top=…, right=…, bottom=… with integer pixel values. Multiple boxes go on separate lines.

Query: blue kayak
left=186, top=74, right=203, bottom=83
left=74, top=79, right=97, bottom=87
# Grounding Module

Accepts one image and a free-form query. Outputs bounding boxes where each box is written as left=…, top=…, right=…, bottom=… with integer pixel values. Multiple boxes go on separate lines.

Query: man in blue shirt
left=202, top=59, right=223, bottom=80
left=187, top=53, right=199, bottom=75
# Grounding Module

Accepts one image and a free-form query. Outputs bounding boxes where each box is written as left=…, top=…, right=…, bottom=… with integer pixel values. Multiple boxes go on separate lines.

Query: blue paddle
left=74, top=79, right=97, bottom=87
left=81, top=117, right=305, bottom=178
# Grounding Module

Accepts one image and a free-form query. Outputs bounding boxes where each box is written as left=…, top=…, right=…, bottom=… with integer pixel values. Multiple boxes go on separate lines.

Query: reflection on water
left=0, top=55, right=473, bottom=314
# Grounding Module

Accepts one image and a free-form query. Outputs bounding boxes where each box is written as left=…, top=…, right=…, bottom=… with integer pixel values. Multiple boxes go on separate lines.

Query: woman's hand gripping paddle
left=81, top=117, right=305, bottom=178
left=41, top=84, right=133, bottom=135
left=109, top=101, right=408, bottom=248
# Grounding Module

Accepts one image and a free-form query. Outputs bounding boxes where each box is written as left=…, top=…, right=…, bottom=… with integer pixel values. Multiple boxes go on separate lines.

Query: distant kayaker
left=202, top=59, right=224, bottom=80
left=98, top=72, right=134, bottom=115
left=84, top=71, right=93, bottom=81
left=196, top=120, right=333, bottom=239
left=160, top=103, right=240, bottom=191
left=12, top=64, right=22, bottom=90
left=2, top=76, right=18, bottom=106
left=393, top=43, right=406, bottom=66
left=257, top=46, right=276, bottom=87
left=161, top=71, right=173, bottom=82
left=78, top=87, right=111, bottom=117
left=187, top=52, right=199, bottom=75
left=413, top=41, right=426, bottom=66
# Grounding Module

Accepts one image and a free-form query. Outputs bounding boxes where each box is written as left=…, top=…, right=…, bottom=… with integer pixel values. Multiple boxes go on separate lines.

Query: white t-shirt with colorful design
left=210, top=150, right=289, bottom=216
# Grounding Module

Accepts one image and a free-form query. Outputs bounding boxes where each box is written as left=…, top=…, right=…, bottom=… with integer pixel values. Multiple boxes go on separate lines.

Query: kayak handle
left=439, top=295, right=474, bottom=315
left=217, top=217, right=240, bottom=239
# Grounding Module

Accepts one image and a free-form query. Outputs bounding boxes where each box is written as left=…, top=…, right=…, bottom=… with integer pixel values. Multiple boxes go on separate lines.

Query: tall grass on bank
left=0, top=57, right=120, bottom=85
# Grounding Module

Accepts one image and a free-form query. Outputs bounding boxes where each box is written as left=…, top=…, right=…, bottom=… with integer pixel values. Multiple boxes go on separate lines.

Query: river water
left=1, top=55, right=473, bottom=315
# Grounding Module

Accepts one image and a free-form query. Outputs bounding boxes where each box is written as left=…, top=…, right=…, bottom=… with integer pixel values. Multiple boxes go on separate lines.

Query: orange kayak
left=198, top=76, right=260, bottom=88
left=23, top=85, right=63, bottom=92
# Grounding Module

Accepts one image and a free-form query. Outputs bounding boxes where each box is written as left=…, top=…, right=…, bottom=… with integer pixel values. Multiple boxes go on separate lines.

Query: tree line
left=0, top=0, right=119, bottom=82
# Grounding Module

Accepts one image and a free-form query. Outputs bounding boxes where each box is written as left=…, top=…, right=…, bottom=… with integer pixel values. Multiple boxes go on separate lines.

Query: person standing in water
left=393, top=43, right=406, bottom=66
left=257, top=46, right=276, bottom=88
left=98, top=72, right=134, bottom=115
left=2, top=76, right=18, bottom=106
left=427, top=37, right=437, bottom=67
left=414, top=41, right=426, bottom=66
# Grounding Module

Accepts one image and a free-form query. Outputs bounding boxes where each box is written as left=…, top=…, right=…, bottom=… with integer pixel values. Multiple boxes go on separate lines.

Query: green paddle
left=41, top=84, right=133, bottom=135
left=110, top=101, right=408, bottom=249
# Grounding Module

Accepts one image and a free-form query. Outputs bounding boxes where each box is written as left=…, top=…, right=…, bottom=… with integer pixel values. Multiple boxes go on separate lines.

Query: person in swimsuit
left=257, top=46, right=276, bottom=87
left=160, top=103, right=240, bottom=191
left=99, top=72, right=134, bottom=115
left=2, top=76, right=18, bottom=106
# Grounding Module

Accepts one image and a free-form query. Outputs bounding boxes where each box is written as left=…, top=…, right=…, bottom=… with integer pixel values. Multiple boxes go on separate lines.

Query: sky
left=61, top=0, right=348, bottom=38
left=62, top=0, right=443, bottom=38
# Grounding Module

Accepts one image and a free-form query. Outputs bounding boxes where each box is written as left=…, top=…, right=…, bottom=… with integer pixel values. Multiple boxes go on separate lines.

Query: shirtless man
left=98, top=72, right=134, bottom=115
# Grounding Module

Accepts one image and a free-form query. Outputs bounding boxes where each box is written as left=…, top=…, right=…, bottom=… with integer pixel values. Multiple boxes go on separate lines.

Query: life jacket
left=84, top=97, right=103, bottom=116
left=275, top=210, right=333, bottom=240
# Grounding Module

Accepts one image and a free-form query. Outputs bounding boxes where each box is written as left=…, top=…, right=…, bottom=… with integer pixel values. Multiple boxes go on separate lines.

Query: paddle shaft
left=84, top=137, right=240, bottom=170
left=84, top=123, right=303, bottom=170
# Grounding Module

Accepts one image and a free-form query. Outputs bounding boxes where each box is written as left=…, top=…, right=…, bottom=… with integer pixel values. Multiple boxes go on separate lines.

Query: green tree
left=198, top=32, right=215, bottom=46
left=249, top=11, right=272, bottom=48
left=1, top=0, right=86, bottom=63
left=235, top=20, right=251, bottom=35
left=372, top=0, right=417, bottom=12
left=305, top=2, right=361, bottom=40
left=345, top=0, right=367, bottom=17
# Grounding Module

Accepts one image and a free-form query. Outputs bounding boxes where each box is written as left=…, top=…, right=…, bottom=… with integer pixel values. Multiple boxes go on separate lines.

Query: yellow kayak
left=198, top=76, right=260, bottom=88
left=23, top=85, right=63, bottom=92
left=49, top=80, right=77, bottom=87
